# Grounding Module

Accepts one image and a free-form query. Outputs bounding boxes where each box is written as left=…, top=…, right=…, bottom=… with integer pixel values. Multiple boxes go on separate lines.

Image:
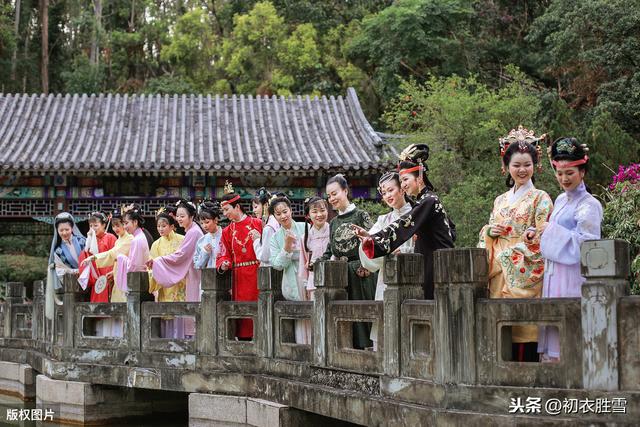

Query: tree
left=347, top=0, right=475, bottom=101
left=40, top=0, right=48, bottom=93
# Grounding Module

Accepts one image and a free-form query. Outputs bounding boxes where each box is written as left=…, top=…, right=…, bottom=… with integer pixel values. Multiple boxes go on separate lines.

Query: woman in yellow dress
left=148, top=208, right=186, bottom=338
left=478, top=126, right=553, bottom=362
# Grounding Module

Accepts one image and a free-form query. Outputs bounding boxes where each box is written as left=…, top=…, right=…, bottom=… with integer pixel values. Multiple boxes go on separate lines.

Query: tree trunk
left=90, top=0, right=102, bottom=66
left=11, top=0, right=21, bottom=82
left=40, top=0, right=49, bottom=94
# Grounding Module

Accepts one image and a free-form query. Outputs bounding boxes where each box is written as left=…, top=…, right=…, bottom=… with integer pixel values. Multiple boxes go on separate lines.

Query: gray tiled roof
left=0, top=88, right=397, bottom=176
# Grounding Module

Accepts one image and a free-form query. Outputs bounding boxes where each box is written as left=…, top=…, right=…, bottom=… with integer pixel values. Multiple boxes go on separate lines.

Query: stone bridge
left=0, top=241, right=638, bottom=426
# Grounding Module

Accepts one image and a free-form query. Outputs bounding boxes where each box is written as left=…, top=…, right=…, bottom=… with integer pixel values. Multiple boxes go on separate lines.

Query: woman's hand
left=350, top=224, right=370, bottom=240
left=249, top=229, right=261, bottom=242
left=284, top=231, right=297, bottom=253
left=220, top=260, right=231, bottom=271
left=356, top=266, right=371, bottom=278
left=523, top=229, right=536, bottom=244
left=488, top=224, right=507, bottom=237
left=204, top=243, right=213, bottom=254
left=80, top=256, right=94, bottom=266
left=145, top=259, right=154, bottom=269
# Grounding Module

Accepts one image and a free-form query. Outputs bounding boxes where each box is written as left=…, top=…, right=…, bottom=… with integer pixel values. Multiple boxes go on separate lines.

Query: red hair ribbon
left=221, top=194, right=241, bottom=206
left=552, top=156, right=588, bottom=169
left=399, top=165, right=422, bottom=176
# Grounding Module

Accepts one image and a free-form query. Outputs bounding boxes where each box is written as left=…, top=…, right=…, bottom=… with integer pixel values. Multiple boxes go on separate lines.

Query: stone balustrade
left=0, top=240, right=638, bottom=425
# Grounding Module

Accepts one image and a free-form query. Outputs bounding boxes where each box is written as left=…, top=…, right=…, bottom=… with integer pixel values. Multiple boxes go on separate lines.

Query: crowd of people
left=43, top=126, right=602, bottom=362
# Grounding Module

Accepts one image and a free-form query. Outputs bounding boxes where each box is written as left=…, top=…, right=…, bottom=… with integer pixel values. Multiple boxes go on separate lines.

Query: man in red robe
left=217, top=190, right=263, bottom=339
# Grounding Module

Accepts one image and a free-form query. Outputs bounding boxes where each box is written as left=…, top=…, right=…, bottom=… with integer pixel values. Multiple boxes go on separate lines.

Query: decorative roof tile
left=0, top=88, right=397, bottom=176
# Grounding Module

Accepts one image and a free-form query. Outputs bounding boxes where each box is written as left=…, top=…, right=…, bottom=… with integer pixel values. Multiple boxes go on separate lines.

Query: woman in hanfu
left=356, top=144, right=456, bottom=301
left=217, top=183, right=263, bottom=340
left=319, top=174, right=377, bottom=350
left=88, top=209, right=133, bottom=304
left=45, top=213, right=86, bottom=321
left=78, top=211, right=117, bottom=304
left=250, top=187, right=280, bottom=266
left=268, top=195, right=309, bottom=344
left=355, top=172, right=413, bottom=351
left=478, top=126, right=553, bottom=362
left=147, top=208, right=186, bottom=338
left=298, top=197, right=330, bottom=302
left=115, top=204, right=151, bottom=297
left=537, top=138, right=602, bottom=363
left=193, top=200, right=224, bottom=270
left=147, top=200, right=204, bottom=339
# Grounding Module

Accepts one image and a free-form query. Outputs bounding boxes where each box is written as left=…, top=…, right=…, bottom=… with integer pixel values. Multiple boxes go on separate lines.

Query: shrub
left=602, top=164, right=640, bottom=294
left=0, top=255, right=48, bottom=285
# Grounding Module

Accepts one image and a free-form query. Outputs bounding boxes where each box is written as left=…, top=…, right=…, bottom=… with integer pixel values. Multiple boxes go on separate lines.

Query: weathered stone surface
left=258, top=267, right=284, bottom=358
left=273, top=300, right=313, bottom=362
left=476, top=298, right=583, bottom=389
left=246, top=398, right=288, bottom=427
left=198, top=268, right=231, bottom=356
left=309, top=367, right=379, bottom=395
left=434, top=248, right=488, bottom=385
left=189, top=393, right=247, bottom=425
left=400, top=300, right=435, bottom=380
left=0, top=361, right=35, bottom=399
left=313, top=261, right=347, bottom=367
left=581, top=239, right=630, bottom=280
left=618, top=296, right=640, bottom=390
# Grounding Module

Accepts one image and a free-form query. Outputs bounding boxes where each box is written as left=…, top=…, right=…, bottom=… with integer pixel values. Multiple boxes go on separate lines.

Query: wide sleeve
left=478, top=196, right=500, bottom=249
left=193, top=235, right=211, bottom=270
left=216, top=227, right=232, bottom=269
left=359, top=215, right=386, bottom=273
left=541, top=197, right=602, bottom=265
left=363, top=195, right=439, bottom=259
left=530, top=191, right=553, bottom=244
left=254, top=225, right=275, bottom=264
left=318, top=221, right=334, bottom=262
left=148, top=241, right=161, bottom=294
left=95, top=236, right=131, bottom=268
left=270, top=230, right=293, bottom=271
left=152, top=229, right=200, bottom=287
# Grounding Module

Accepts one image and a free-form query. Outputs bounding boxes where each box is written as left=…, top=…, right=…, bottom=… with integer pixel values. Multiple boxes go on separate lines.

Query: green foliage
left=0, top=255, right=47, bottom=285
left=61, top=55, right=105, bottom=94
left=602, top=183, right=640, bottom=294
left=382, top=69, right=556, bottom=246
left=0, top=236, right=51, bottom=258
left=347, top=0, right=474, bottom=100
left=353, top=198, right=390, bottom=220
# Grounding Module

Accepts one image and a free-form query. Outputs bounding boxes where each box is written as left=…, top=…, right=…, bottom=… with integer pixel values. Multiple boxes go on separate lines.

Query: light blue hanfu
left=193, top=228, right=223, bottom=270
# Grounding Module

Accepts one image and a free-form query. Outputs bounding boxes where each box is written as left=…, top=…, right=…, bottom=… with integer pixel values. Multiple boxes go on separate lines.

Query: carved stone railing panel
left=74, top=303, right=128, bottom=349
left=217, top=301, right=259, bottom=357
left=476, top=298, right=582, bottom=389
left=400, top=300, right=435, bottom=380
left=141, top=302, right=200, bottom=353
left=273, top=300, right=313, bottom=362
left=326, top=300, right=383, bottom=374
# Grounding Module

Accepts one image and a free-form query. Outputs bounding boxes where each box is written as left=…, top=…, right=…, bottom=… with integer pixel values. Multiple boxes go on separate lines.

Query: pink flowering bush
left=603, top=163, right=640, bottom=294
left=609, top=163, right=640, bottom=190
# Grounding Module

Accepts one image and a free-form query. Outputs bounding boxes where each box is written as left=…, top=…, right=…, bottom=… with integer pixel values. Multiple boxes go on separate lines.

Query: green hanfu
left=321, top=204, right=378, bottom=349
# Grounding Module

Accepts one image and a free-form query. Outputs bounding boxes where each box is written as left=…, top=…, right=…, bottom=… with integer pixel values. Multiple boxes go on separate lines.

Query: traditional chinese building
left=0, top=89, right=397, bottom=234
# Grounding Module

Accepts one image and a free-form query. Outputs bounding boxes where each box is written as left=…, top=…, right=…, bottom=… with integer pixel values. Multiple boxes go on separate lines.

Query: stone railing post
left=3, top=282, right=23, bottom=338
left=126, top=272, right=154, bottom=351
left=257, top=267, right=284, bottom=358
left=580, top=239, right=630, bottom=391
left=197, top=269, right=231, bottom=355
left=32, top=280, right=44, bottom=341
left=383, top=254, right=424, bottom=377
left=313, top=260, right=348, bottom=366
left=62, top=274, right=83, bottom=348
left=434, top=248, right=488, bottom=384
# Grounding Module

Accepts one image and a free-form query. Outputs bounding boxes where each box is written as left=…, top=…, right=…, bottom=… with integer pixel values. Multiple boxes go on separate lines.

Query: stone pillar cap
left=581, top=239, right=629, bottom=279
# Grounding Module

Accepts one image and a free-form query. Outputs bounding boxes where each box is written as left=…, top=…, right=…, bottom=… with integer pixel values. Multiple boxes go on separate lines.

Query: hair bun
left=399, top=143, right=430, bottom=164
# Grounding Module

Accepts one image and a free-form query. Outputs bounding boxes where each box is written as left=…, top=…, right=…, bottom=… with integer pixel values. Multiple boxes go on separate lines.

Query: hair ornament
left=499, top=125, right=546, bottom=173
left=223, top=180, right=235, bottom=195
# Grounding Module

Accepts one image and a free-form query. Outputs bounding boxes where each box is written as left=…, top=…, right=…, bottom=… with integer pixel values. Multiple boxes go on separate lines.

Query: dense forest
left=0, top=1, right=639, bottom=287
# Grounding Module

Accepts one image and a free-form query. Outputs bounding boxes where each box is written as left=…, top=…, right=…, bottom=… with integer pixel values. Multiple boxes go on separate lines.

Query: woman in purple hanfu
left=147, top=199, right=203, bottom=339
left=116, top=204, right=150, bottom=297
left=536, top=138, right=602, bottom=362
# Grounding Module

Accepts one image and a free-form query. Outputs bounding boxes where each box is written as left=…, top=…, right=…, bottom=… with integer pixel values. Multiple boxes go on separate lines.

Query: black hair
left=89, top=210, right=109, bottom=225
left=164, top=205, right=178, bottom=217
left=142, top=228, right=154, bottom=248
left=252, top=187, right=272, bottom=221
left=398, top=160, right=435, bottom=192
left=123, top=203, right=145, bottom=226
left=175, top=199, right=197, bottom=218
left=268, top=194, right=291, bottom=216
left=551, top=137, right=590, bottom=173
left=303, top=196, right=328, bottom=253
left=378, top=171, right=410, bottom=204
left=198, top=200, right=221, bottom=221
left=326, top=174, right=351, bottom=200
left=221, top=193, right=243, bottom=211
left=54, top=214, right=76, bottom=247
left=502, top=141, right=539, bottom=188
left=156, top=211, right=177, bottom=227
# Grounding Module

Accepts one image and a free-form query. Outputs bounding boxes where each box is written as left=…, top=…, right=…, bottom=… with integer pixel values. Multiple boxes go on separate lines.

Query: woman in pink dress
left=147, top=199, right=204, bottom=338
left=116, top=204, right=150, bottom=295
